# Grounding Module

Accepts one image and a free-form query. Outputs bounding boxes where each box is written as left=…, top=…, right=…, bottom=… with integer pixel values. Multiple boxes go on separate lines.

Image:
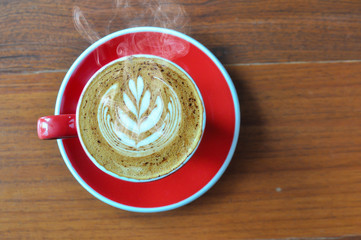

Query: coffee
left=77, top=55, right=204, bottom=180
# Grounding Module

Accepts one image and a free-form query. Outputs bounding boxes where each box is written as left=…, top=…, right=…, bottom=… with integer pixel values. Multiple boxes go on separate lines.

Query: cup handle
left=37, top=114, right=77, bottom=140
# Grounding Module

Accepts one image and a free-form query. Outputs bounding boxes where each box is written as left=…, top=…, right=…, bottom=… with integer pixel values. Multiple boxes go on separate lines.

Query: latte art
left=98, top=75, right=181, bottom=157
left=77, top=56, right=204, bottom=180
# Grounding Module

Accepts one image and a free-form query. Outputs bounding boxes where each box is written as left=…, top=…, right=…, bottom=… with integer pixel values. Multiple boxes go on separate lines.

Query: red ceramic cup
left=38, top=54, right=206, bottom=183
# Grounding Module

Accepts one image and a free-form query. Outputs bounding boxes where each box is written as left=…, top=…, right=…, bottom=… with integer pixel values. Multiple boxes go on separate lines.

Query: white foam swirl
left=98, top=75, right=181, bottom=157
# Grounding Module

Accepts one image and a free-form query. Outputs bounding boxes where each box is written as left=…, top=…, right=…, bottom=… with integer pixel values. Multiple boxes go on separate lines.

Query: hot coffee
left=77, top=55, right=204, bottom=180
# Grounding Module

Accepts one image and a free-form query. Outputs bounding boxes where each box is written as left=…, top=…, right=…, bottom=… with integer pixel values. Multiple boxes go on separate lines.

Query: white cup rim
left=75, top=54, right=206, bottom=182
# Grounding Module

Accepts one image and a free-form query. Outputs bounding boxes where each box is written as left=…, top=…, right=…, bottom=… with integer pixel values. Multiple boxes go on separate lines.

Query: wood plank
left=1, top=0, right=361, bottom=73
left=1, top=62, right=361, bottom=239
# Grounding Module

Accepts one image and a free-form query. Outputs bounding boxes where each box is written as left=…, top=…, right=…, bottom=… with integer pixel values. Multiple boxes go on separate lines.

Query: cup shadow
left=229, top=68, right=267, bottom=172
left=185, top=66, right=268, bottom=208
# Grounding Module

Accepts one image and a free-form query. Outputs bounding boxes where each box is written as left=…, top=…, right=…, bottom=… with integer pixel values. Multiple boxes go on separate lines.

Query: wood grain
left=1, top=0, right=361, bottom=73
left=1, top=62, right=361, bottom=239
left=2, top=0, right=361, bottom=239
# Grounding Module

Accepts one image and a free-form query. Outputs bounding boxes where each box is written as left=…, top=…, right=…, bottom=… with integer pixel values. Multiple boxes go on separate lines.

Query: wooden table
left=1, top=1, right=361, bottom=239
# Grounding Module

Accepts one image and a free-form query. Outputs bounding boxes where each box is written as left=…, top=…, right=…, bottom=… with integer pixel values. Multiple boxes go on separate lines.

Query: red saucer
left=55, top=27, right=240, bottom=212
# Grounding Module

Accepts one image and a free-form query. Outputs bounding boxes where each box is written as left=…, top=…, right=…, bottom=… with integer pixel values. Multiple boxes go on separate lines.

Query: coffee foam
left=98, top=74, right=181, bottom=157
left=78, top=55, right=204, bottom=180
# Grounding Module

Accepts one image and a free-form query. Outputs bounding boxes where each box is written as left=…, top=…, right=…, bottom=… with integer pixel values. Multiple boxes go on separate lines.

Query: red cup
left=37, top=54, right=206, bottom=183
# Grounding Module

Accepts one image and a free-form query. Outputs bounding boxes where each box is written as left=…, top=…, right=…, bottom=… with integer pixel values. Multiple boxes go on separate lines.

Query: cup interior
left=76, top=54, right=206, bottom=182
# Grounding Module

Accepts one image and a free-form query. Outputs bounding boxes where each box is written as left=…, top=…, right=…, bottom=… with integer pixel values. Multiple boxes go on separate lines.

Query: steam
left=73, top=0, right=190, bottom=60
left=73, top=6, right=101, bottom=43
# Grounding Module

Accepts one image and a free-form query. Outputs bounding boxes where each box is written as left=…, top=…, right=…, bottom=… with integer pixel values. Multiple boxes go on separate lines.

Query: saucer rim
left=55, top=26, right=241, bottom=213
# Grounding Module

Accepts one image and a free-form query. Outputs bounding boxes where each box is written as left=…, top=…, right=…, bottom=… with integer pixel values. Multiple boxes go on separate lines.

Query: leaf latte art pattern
left=98, top=75, right=181, bottom=157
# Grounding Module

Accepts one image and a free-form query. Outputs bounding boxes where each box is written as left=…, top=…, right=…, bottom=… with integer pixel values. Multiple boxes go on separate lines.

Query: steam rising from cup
left=73, top=0, right=190, bottom=61
left=73, top=6, right=101, bottom=44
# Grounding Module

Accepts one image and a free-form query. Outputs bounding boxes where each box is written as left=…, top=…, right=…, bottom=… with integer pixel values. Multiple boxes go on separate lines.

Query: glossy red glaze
left=58, top=30, right=237, bottom=209
left=37, top=114, right=77, bottom=139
